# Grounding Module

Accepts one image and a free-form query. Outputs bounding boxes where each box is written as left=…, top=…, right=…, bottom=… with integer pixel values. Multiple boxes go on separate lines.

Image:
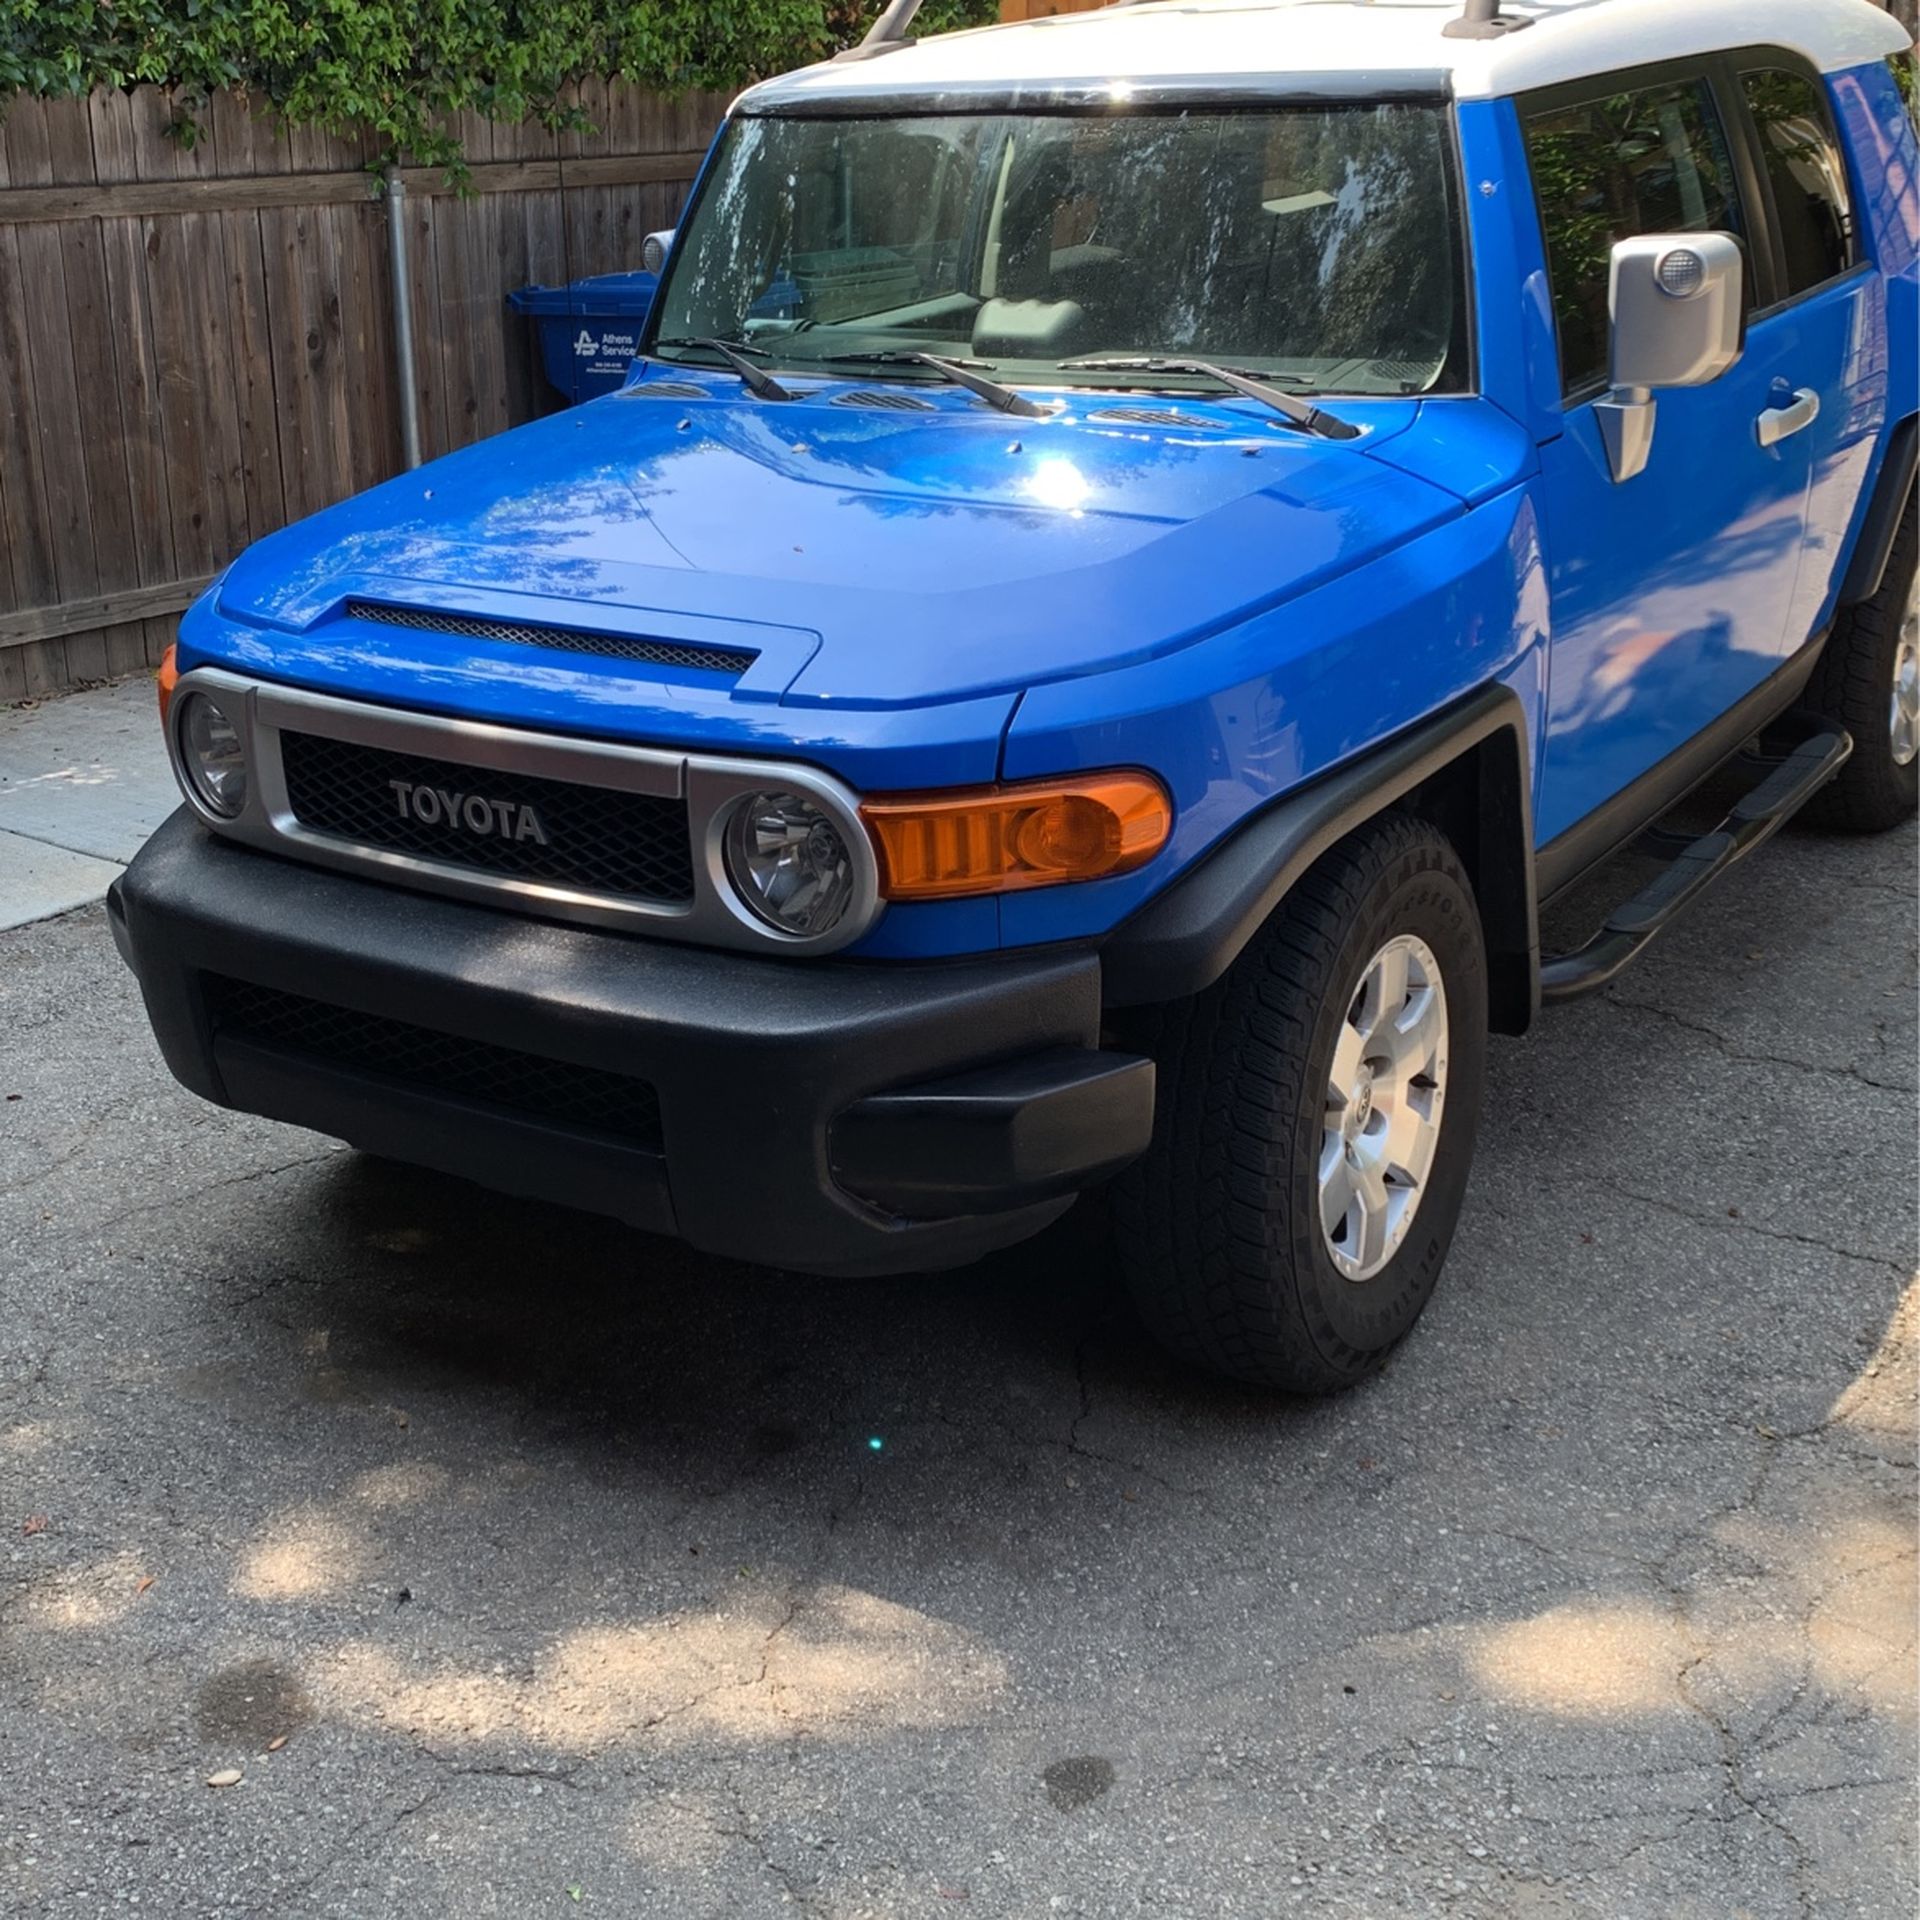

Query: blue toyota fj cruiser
left=114, top=0, right=1919, bottom=1390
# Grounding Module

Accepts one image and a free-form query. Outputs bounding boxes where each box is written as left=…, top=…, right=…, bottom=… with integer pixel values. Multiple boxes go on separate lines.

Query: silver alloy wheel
left=1891, top=574, right=1919, bottom=769
left=1319, top=932, right=1449, bottom=1283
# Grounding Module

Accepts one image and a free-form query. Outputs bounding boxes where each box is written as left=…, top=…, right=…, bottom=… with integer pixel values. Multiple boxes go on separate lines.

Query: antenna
left=1442, top=0, right=1533, bottom=37
left=833, top=0, right=926, bottom=61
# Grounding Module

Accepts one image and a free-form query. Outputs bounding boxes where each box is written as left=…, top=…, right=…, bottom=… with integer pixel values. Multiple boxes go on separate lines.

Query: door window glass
left=1741, top=68, right=1854, bottom=295
left=1523, top=77, right=1746, bottom=396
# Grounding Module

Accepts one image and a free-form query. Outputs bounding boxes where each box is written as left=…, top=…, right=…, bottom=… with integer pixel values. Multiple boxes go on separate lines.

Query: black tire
left=1111, top=813, right=1488, bottom=1394
left=1801, top=496, right=1918, bottom=832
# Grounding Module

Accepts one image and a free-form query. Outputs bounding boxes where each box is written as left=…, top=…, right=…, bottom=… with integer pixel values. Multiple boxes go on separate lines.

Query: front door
left=1521, top=63, right=1812, bottom=846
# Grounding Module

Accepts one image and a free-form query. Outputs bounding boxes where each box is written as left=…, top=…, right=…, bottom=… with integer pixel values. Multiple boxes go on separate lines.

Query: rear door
left=1730, top=54, right=1884, bottom=644
left=1522, top=60, right=1813, bottom=846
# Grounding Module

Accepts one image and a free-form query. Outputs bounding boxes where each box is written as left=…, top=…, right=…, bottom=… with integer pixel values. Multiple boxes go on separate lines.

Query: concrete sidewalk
left=0, top=675, right=179, bottom=930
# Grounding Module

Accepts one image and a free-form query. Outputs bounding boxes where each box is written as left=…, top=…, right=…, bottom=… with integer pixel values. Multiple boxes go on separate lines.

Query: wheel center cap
left=1350, top=1076, right=1374, bottom=1131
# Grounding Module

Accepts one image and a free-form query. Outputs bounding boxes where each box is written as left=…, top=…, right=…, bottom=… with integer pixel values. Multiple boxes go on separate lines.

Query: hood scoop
left=623, top=381, right=711, bottom=400
left=344, top=601, right=757, bottom=676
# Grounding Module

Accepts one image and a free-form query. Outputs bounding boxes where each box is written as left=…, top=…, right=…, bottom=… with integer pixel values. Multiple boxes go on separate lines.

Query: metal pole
left=384, top=167, right=424, bottom=471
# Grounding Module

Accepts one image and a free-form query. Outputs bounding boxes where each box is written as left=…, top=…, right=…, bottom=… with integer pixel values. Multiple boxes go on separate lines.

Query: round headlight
left=177, top=691, right=248, bottom=818
left=723, top=791, right=856, bottom=937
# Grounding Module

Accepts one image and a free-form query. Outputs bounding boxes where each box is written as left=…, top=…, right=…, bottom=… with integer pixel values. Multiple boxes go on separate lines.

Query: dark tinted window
left=1523, top=76, right=1746, bottom=396
left=1742, top=68, right=1853, bottom=295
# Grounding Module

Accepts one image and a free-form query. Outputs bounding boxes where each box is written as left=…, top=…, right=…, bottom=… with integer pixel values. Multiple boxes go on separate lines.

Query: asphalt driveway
left=1, top=809, right=1913, bottom=1918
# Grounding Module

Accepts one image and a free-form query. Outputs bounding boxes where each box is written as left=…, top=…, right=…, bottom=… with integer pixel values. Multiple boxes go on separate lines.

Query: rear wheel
left=1112, top=813, right=1487, bottom=1393
left=1802, top=498, right=1918, bottom=832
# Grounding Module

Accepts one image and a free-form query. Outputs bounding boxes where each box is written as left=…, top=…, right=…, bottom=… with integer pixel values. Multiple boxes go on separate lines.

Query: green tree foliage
left=0, top=0, right=999, bottom=165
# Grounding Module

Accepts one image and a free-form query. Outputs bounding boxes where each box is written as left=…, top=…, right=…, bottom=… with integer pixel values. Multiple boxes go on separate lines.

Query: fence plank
left=0, top=152, right=712, bottom=224
left=106, top=620, right=166, bottom=679
left=339, top=200, right=400, bottom=492
left=446, top=112, right=507, bottom=452
left=85, top=89, right=138, bottom=185
left=0, top=221, right=60, bottom=616
left=87, top=98, right=162, bottom=665
left=404, top=189, right=453, bottom=467
left=497, top=116, right=563, bottom=423
left=194, top=213, right=254, bottom=559
left=127, top=86, right=183, bottom=181
left=8, top=633, right=68, bottom=698
left=429, top=179, right=482, bottom=455
left=57, top=221, right=140, bottom=587
left=96, top=217, right=186, bottom=661
left=261, top=203, right=352, bottom=521
left=0, top=619, right=166, bottom=697
left=222, top=216, right=293, bottom=539
left=7, top=150, right=666, bottom=217
left=9, top=100, right=101, bottom=618
left=0, top=574, right=213, bottom=648
left=143, top=213, right=221, bottom=583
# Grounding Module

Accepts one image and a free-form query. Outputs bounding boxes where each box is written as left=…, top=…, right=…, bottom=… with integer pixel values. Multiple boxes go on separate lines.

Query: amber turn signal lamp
left=156, top=644, right=179, bottom=725
left=862, top=772, right=1172, bottom=901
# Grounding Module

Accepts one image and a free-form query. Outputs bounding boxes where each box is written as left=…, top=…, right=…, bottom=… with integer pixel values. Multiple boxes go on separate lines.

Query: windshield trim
left=643, top=96, right=1476, bottom=398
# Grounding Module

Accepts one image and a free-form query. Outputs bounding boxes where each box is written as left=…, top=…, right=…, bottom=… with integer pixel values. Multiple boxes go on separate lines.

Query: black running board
left=1539, top=726, right=1853, bottom=1002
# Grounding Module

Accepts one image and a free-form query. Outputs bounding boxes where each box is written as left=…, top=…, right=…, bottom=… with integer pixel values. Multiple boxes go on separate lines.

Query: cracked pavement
left=0, top=810, right=1913, bottom=1917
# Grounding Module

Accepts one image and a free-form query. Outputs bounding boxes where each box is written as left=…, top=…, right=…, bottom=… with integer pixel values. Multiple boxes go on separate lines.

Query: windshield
left=650, top=104, right=1466, bottom=396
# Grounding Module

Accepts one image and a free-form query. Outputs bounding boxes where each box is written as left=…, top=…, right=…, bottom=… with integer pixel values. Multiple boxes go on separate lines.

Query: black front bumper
left=109, top=812, right=1153, bottom=1275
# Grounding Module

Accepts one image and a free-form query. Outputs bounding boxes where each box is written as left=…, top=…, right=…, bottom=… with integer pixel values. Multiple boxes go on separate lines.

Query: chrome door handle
left=1756, top=387, right=1820, bottom=447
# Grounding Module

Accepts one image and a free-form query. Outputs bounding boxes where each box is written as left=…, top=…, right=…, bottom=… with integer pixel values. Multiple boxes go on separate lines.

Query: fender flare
left=1840, top=414, right=1918, bottom=608
left=1100, top=683, right=1539, bottom=1034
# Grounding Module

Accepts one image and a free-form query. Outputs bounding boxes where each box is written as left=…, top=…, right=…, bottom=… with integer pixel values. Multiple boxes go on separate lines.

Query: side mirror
left=1595, top=232, right=1743, bottom=483
left=641, top=229, right=676, bottom=275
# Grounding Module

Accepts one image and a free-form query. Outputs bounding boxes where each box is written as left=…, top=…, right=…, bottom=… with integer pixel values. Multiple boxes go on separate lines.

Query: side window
left=1523, top=76, right=1747, bottom=398
left=1740, top=68, right=1854, bottom=297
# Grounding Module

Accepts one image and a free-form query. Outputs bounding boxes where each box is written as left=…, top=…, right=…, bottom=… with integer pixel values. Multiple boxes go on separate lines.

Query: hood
left=210, top=375, right=1505, bottom=720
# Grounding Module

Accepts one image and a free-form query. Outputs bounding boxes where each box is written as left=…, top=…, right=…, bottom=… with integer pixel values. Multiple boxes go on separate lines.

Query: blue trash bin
left=507, top=269, right=660, bottom=405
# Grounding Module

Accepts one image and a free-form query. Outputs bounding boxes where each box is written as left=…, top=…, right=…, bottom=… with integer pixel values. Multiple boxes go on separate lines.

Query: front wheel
left=1111, top=813, right=1488, bottom=1393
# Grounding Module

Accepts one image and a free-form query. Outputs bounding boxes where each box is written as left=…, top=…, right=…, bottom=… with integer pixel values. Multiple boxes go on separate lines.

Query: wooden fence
left=0, top=83, right=728, bottom=701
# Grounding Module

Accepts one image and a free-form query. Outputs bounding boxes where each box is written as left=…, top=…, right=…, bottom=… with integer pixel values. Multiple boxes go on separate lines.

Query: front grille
left=834, top=389, right=935, bottom=411
left=1089, top=407, right=1222, bottom=429
left=280, top=730, right=695, bottom=903
left=207, top=978, right=664, bottom=1149
left=346, top=602, right=755, bottom=676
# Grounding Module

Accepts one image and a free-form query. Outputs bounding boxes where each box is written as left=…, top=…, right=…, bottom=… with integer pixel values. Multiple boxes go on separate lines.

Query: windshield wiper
left=817, top=349, right=1048, bottom=419
left=652, top=336, right=796, bottom=403
left=1058, top=357, right=1361, bottom=441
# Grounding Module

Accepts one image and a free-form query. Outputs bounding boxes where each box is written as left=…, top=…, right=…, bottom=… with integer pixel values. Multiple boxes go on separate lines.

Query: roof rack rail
left=1441, top=0, right=1533, bottom=38
left=833, top=0, right=926, bottom=61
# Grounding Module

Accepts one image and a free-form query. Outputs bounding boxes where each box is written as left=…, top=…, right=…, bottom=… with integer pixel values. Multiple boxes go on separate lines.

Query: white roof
left=742, top=0, right=1911, bottom=110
